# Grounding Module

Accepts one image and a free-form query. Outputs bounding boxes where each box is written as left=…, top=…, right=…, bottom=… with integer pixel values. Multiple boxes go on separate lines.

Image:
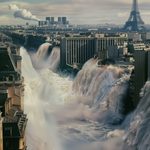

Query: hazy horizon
left=0, top=0, right=150, bottom=25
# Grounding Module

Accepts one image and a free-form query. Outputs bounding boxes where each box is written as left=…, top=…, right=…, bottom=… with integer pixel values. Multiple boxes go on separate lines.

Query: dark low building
left=3, top=111, right=27, bottom=150
left=148, top=51, right=150, bottom=80
left=3, top=31, right=46, bottom=49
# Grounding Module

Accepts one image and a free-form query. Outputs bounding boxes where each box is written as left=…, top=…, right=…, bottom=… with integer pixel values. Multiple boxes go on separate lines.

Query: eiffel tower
left=123, top=0, right=145, bottom=31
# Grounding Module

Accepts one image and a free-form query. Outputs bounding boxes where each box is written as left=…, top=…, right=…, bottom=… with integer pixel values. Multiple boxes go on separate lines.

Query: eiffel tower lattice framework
left=123, top=0, right=145, bottom=31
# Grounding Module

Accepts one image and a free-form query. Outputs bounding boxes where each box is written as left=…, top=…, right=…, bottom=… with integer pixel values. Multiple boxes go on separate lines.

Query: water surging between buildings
left=20, top=43, right=150, bottom=150
left=21, top=46, right=69, bottom=150
left=31, top=43, right=60, bottom=71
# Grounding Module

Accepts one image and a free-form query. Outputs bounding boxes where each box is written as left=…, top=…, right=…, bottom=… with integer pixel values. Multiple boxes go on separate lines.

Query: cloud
left=9, top=4, right=40, bottom=21
left=0, top=0, right=14, bottom=2
left=117, top=12, right=128, bottom=18
left=0, top=0, right=10, bottom=2
left=0, top=0, right=150, bottom=25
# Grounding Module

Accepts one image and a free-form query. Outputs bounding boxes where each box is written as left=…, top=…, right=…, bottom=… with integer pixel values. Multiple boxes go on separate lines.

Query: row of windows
left=63, top=38, right=126, bottom=66
left=66, top=40, right=95, bottom=65
left=5, top=127, right=13, bottom=136
left=96, top=39, right=125, bottom=51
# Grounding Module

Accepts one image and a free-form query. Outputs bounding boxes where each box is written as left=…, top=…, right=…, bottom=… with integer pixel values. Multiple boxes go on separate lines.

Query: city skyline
left=0, top=0, right=150, bottom=25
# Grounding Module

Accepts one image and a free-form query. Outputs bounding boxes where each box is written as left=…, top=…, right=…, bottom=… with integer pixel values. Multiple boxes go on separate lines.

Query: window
left=5, top=127, right=13, bottom=136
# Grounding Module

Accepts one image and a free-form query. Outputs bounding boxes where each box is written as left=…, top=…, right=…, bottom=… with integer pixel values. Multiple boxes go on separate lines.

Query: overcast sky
left=0, top=0, right=150, bottom=25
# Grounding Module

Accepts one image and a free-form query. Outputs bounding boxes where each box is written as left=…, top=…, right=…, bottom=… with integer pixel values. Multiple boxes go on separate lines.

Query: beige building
left=0, top=43, right=27, bottom=150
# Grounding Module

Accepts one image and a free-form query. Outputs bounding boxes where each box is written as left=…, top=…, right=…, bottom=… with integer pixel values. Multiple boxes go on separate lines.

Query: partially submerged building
left=60, top=36, right=127, bottom=69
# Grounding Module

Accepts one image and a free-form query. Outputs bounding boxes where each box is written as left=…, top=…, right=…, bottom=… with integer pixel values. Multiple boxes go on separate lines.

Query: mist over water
left=21, top=44, right=150, bottom=150
left=21, top=47, right=65, bottom=150
left=31, top=43, right=60, bottom=71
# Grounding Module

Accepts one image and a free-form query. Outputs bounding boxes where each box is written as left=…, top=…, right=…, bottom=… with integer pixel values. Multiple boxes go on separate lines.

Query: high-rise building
left=60, top=36, right=127, bottom=69
left=133, top=50, right=150, bottom=106
left=38, top=16, right=69, bottom=27
left=46, top=17, right=55, bottom=25
left=58, top=17, right=62, bottom=24
left=38, top=21, right=47, bottom=27
left=0, top=43, right=27, bottom=150
left=46, top=17, right=50, bottom=26
left=58, top=17, right=68, bottom=25
left=46, top=17, right=50, bottom=22
left=61, top=37, right=96, bottom=69
left=62, top=17, right=67, bottom=25
left=51, top=17, right=55, bottom=24
left=133, top=50, right=147, bottom=105
left=61, top=37, right=95, bottom=68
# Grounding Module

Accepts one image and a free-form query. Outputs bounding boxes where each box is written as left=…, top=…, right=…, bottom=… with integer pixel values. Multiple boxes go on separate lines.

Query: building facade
left=0, top=43, right=27, bottom=150
left=133, top=50, right=150, bottom=106
left=38, top=16, right=69, bottom=27
left=0, top=115, right=3, bottom=150
left=148, top=51, right=150, bottom=80
left=128, top=32, right=142, bottom=42
left=46, top=17, right=55, bottom=25
left=62, top=17, right=67, bottom=25
left=61, top=37, right=96, bottom=69
left=95, top=37, right=126, bottom=59
left=61, top=36, right=127, bottom=69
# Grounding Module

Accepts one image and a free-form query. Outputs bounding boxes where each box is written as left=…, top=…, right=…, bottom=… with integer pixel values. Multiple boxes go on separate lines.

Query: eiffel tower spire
left=123, top=0, right=145, bottom=31
left=132, top=0, right=138, bottom=12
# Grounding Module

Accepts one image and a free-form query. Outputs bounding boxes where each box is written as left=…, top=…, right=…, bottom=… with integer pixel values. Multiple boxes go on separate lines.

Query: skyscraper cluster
left=38, top=17, right=69, bottom=27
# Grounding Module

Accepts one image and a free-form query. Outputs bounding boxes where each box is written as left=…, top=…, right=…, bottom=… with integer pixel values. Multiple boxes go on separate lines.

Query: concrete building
left=141, top=32, right=150, bottom=41
left=58, top=17, right=62, bottom=24
left=62, top=17, right=67, bottom=25
left=95, top=37, right=126, bottom=60
left=133, top=50, right=147, bottom=106
left=58, top=17, right=69, bottom=25
left=38, top=21, right=47, bottom=27
left=46, top=17, right=50, bottom=22
left=46, top=17, right=55, bottom=25
left=4, top=30, right=47, bottom=49
left=128, top=32, right=142, bottom=42
left=61, top=37, right=96, bottom=69
left=0, top=43, right=27, bottom=150
left=146, top=32, right=150, bottom=40
left=38, top=16, right=69, bottom=28
left=51, top=17, right=55, bottom=24
left=128, top=42, right=146, bottom=53
left=61, top=36, right=127, bottom=69
left=3, top=112, right=27, bottom=150
left=133, top=50, right=150, bottom=106
left=132, top=43, right=145, bottom=51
